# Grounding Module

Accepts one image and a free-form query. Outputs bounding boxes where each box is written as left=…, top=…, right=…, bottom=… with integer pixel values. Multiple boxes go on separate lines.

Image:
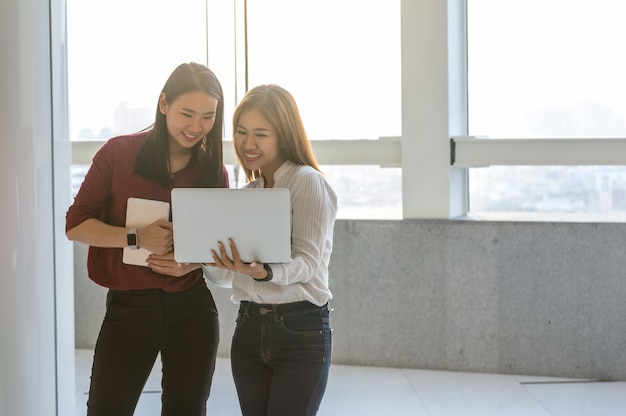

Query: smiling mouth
left=244, top=152, right=261, bottom=162
left=183, top=132, right=200, bottom=140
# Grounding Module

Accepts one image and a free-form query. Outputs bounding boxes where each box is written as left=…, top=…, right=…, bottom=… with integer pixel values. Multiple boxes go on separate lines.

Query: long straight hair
left=135, top=62, right=225, bottom=187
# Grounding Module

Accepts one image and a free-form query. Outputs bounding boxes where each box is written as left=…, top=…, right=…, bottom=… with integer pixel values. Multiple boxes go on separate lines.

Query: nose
left=189, top=116, right=203, bottom=133
left=242, top=135, right=257, bottom=148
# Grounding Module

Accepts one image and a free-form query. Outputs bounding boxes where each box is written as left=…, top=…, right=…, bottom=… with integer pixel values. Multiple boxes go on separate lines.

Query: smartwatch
left=127, top=227, right=139, bottom=250
left=255, top=263, right=273, bottom=282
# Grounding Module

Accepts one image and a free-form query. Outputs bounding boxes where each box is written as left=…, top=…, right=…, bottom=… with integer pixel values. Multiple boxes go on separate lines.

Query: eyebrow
left=237, top=124, right=270, bottom=132
left=181, top=107, right=216, bottom=115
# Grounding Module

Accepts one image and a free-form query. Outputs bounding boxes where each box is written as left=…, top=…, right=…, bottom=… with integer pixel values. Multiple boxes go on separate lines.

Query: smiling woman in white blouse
left=203, top=84, right=338, bottom=416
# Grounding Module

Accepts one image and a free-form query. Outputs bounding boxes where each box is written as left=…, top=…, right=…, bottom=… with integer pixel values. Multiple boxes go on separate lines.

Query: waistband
left=239, top=300, right=330, bottom=317
left=108, top=276, right=204, bottom=296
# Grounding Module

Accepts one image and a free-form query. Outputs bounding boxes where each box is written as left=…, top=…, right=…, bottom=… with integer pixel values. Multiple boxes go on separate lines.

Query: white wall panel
left=0, top=0, right=73, bottom=414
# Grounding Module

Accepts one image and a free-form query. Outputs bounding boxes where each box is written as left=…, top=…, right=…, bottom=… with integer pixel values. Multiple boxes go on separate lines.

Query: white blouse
left=203, top=160, right=338, bottom=306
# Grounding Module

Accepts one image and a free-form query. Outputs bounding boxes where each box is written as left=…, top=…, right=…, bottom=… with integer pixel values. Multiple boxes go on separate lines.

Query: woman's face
left=234, top=108, right=286, bottom=179
left=159, top=91, right=219, bottom=151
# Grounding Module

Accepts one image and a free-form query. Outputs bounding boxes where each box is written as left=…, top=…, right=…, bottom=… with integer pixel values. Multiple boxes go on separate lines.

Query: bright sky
left=468, top=0, right=626, bottom=136
left=67, top=0, right=626, bottom=140
left=66, top=0, right=401, bottom=140
left=66, top=0, right=207, bottom=138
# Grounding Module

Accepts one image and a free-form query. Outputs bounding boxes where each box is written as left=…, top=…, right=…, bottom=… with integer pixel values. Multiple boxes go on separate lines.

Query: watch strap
left=127, top=227, right=139, bottom=250
left=255, top=263, right=273, bottom=282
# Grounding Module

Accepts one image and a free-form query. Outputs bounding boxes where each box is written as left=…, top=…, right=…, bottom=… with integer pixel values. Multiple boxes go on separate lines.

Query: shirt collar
left=270, top=160, right=295, bottom=185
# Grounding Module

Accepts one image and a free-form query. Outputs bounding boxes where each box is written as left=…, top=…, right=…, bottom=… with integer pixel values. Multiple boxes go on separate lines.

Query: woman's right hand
left=211, top=239, right=268, bottom=280
left=137, top=220, right=173, bottom=255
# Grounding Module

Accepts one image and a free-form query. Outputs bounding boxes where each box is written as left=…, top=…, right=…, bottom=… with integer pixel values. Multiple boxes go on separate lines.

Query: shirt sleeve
left=221, top=165, right=230, bottom=188
left=65, top=141, right=115, bottom=231
left=202, top=265, right=234, bottom=288
left=269, top=171, right=337, bottom=286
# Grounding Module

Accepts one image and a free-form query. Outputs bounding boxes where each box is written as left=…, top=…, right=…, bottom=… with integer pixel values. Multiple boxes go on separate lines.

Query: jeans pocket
left=279, top=310, right=327, bottom=335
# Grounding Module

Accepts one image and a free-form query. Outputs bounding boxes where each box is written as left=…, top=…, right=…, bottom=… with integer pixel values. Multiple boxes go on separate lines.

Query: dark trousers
left=86, top=278, right=219, bottom=416
left=231, top=301, right=332, bottom=416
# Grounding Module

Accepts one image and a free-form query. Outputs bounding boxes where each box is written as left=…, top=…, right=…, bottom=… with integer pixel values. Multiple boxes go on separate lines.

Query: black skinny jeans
left=86, top=278, right=219, bottom=416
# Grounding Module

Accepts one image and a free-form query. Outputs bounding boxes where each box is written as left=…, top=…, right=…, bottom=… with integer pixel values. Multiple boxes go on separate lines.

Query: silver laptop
left=171, top=188, right=291, bottom=264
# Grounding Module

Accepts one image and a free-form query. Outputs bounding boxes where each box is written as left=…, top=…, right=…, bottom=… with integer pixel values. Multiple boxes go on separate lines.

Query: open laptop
left=171, top=187, right=291, bottom=264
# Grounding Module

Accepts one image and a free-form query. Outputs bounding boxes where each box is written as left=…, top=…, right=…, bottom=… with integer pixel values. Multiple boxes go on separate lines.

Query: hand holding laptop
left=146, top=251, right=202, bottom=277
left=208, top=239, right=270, bottom=281
left=135, top=220, right=174, bottom=255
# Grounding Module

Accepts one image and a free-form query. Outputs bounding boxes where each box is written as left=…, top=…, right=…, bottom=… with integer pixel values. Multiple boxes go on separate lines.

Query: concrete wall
left=74, top=219, right=626, bottom=380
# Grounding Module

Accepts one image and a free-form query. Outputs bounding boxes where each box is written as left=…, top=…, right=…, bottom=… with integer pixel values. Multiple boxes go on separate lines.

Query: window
left=67, top=0, right=208, bottom=141
left=67, top=0, right=240, bottom=196
left=467, top=0, right=626, bottom=214
left=70, top=1, right=626, bottom=220
left=235, top=0, right=403, bottom=218
left=68, top=0, right=402, bottom=218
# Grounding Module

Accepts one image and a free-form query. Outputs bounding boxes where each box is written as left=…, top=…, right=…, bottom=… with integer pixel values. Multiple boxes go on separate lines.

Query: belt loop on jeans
left=242, top=301, right=251, bottom=318
left=272, top=306, right=280, bottom=323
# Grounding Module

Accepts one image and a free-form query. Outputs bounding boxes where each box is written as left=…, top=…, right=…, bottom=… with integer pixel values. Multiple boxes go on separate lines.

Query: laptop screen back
left=171, top=187, right=291, bottom=264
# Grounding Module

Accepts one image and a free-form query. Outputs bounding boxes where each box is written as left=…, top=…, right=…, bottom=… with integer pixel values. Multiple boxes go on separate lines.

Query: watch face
left=127, top=233, right=137, bottom=246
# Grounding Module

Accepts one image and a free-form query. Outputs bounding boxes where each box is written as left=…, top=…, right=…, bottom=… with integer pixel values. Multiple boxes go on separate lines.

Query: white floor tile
left=404, top=369, right=552, bottom=416
left=74, top=349, right=626, bottom=416
left=524, top=381, right=626, bottom=416
left=319, top=364, right=430, bottom=416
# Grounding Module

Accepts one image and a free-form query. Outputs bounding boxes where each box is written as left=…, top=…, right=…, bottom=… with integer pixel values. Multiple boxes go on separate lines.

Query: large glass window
left=243, top=0, right=402, bottom=218
left=68, top=0, right=212, bottom=196
left=68, top=0, right=402, bottom=218
left=67, top=0, right=208, bottom=141
left=245, top=0, right=401, bottom=141
left=467, top=0, right=626, bottom=214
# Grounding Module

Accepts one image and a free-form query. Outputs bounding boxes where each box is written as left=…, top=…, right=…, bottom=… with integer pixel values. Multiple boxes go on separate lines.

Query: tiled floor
left=75, top=349, right=626, bottom=415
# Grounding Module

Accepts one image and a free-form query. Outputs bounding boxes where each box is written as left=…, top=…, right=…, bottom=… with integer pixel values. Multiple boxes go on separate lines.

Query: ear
left=158, top=92, right=168, bottom=115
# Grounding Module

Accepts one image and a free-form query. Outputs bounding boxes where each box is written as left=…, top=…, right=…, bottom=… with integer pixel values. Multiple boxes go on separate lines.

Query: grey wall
left=74, top=219, right=626, bottom=381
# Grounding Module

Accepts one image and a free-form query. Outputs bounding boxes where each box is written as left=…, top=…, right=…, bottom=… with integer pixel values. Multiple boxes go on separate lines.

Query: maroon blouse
left=66, top=131, right=228, bottom=292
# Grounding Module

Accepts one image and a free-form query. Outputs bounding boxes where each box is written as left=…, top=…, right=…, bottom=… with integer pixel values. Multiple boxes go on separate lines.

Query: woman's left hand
left=211, top=239, right=268, bottom=280
left=147, top=251, right=201, bottom=277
